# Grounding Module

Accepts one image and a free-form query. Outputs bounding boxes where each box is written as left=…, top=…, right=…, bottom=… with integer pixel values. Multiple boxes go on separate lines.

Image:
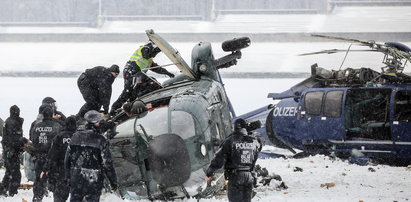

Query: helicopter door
left=343, top=89, right=393, bottom=157
left=392, top=90, right=411, bottom=149
left=299, top=90, right=345, bottom=151
left=345, top=89, right=392, bottom=141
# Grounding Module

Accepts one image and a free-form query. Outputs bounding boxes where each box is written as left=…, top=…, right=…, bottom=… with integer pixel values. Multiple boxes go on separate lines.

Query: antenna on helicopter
left=339, top=43, right=353, bottom=71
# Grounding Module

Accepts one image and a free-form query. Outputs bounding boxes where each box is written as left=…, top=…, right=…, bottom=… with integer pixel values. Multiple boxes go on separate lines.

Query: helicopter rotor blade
left=298, top=49, right=377, bottom=56
left=310, top=34, right=386, bottom=49
left=311, top=34, right=365, bottom=44
left=310, top=35, right=411, bottom=61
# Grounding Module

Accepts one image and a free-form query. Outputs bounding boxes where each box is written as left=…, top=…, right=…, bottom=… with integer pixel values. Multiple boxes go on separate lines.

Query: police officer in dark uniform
left=41, top=116, right=77, bottom=202
left=110, top=42, right=174, bottom=114
left=0, top=105, right=27, bottom=196
left=205, top=118, right=262, bottom=202
left=77, top=65, right=120, bottom=119
left=30, top=97, right=66, bottom=140
left=65, top=110, right=118, bottom=202
left=27, top=103, right=61, bottom=183
left=30, top=106, right=63, bottom=202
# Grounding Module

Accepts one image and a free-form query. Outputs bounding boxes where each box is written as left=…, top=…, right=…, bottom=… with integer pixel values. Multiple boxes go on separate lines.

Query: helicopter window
left=212, top=123, right=222, bottom=152
left=114, top=118, right=137, bottom=138
left=395, top=90, right=411, bottom=122
left=171, top=111, right=195, bottom=139
left=135, top=107, right=169, bottom=137
left=345, top=89, right=391, bottom=140
left=324, top=91, right=344, bottom=118
left=304, top=91, right=324, bottom=115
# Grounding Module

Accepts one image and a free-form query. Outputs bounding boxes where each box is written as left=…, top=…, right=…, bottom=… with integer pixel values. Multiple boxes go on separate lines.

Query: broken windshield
left=115, top=106, right=195, bottom=139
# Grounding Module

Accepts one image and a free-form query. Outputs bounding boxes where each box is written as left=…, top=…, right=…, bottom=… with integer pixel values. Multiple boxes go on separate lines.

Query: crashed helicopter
left=106, top=30, right=251, bottom=200
left=239, top=35, right=411, bottom=165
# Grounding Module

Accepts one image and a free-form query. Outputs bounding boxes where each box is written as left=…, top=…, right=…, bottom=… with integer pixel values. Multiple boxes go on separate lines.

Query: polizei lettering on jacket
left=273, top=107, right=297, bottom=117
left=35, top=127, right=53, bottom=144
left=235, top=141, right=259, bottom=150
left=63, top=138, right=71, bottom=144
left=35, top=127, right=53, bottom=133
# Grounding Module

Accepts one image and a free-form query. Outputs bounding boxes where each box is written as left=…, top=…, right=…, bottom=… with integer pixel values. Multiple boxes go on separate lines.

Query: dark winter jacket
left=30, top=116, right=62, bottom=159
left=44, top=116, right=77, bottom=173
left=64, top=124, right=117, bottom=193
left=29, top=104, right=65, bottom=140
left=77, top=66, right=116, bottom=113
left=206, top=130, right=262, bottom=178
left=2, top=114, right=24, bottom=154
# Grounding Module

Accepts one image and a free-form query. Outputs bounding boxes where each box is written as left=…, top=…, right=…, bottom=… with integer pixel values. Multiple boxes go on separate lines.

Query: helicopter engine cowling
left=148, top=133, right=191, bottom=187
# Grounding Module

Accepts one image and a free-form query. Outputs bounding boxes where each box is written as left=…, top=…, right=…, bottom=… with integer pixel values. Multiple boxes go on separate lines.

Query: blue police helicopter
left=239, top=35, right=411, bottom=165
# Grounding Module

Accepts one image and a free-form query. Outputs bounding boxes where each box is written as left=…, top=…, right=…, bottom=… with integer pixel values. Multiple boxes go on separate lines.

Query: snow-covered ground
left=1, top=154, right=410, bottom=202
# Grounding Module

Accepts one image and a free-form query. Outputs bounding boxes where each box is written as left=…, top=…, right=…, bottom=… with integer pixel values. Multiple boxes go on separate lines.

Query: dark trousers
left=69, top=188, right=101, bottom=202
left=54, top=179, right=70, bottom=202
left=227, top=171, right=254, bottom=202
left=111, top=87, right=131, bottom=113
left=77, top=84, right=101, bottom=118
left=228, top=182, right=253, bottom=202
left=0, top=152, right=21, bottom=196
left=52, top=166, right=70, bottom=202
left=33, top=156, right=48, bottom=202
left=111, top=77, right=161, bottom=114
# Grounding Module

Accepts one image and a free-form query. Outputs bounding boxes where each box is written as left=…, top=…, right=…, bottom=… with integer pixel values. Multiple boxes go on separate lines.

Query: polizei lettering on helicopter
left=272, top=106, right=297, bottom=117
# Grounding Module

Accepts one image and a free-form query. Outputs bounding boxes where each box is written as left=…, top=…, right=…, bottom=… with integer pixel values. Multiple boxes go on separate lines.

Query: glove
left=111, top=183, right=119, bottom=191
left=153, top=47, right=161, bottom=54
left=168, top=73, right=175, bottom=78
left=103, top=108, right=109, bottom=114
left=109, top=109, right=116, bottom=116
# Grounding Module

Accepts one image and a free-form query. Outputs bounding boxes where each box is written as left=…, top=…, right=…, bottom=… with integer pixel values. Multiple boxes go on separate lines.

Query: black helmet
left=65, top=115, right=77, bottom=131
left=109, top=64, right=120, bottom=74
left=145, top=42, right=154, bottom=48
left=42, top=97, right=56, bottom=104
left=234, top=118, right=247, bottom=131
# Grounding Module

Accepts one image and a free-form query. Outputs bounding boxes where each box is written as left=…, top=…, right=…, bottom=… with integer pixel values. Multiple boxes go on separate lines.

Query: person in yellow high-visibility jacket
left=110, top=42, right=175, bottom=115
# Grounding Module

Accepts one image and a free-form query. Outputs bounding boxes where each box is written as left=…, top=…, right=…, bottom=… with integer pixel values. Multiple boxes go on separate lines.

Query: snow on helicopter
left=238, top=34, right=411, bottom=165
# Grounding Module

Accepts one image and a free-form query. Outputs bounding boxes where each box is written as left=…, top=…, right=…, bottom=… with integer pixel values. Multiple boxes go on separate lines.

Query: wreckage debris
left=320, top=183, right=336, bottom=189
left=293, top=167, right=303, bottom=172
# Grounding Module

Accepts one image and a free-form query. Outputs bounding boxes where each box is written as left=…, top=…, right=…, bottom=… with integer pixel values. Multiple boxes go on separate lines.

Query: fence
left=0, top=0, right=409, bottom=26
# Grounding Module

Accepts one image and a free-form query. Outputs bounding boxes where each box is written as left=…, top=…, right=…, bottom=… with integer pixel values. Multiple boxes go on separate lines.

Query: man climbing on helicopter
left=110, top=42, right=175, bottom=115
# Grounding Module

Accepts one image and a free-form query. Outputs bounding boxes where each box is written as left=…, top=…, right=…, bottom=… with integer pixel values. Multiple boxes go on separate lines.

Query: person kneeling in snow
left=65, top=110, right=118, bottom=202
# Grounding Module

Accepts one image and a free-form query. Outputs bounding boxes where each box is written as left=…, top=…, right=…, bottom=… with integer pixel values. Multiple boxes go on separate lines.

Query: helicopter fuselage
left=245, top=84, right=411, bottom=164
left=109, top=77, right=233, bottom=199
